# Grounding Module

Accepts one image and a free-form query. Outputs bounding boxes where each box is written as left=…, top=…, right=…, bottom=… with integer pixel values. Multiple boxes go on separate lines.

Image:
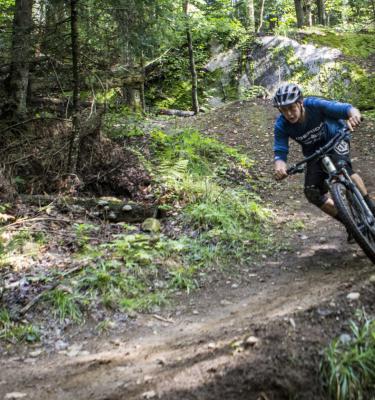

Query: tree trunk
left=304, top=0, right=313, bottom=26
left=140, top=53, right=146, bottom=113
left=256, top=0, right=266, bottom=33
left=183, top=0, right=199, bottom=114
left=294, top=0, right=304, bottom=28
left=342, top=0, right=349, bottom=24
left=316, top=0, right=326, bottom=25
left=7, top=0, right=34, bottom=118
left=68, top=0, right=81, bottom=173
left=246, top=0, right=255, bottom=33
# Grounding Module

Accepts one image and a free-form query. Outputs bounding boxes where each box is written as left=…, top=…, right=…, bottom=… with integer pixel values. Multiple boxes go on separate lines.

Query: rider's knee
left=304, top=185, right=327, bottom=207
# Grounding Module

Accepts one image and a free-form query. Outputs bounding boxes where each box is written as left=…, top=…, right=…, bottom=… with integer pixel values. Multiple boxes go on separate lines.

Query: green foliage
left=286, top=219, right=305, bottom=231
left=363, top=110, right=375, bottom=122
left=0, top=308, right=40, bottom=343
left=241, top=86, right=269, bottom=100
left=103, top=106, right=144, bottom=139
left=316, top=62, right=375, bottom=110
left=320, top=313, right=375, bottom=400
left=183, top=187, right=271, bottom=258
left=63, top=125, right=271, bottom=316
left=150, top=128, right=271, bottom=261
left=154, top=80, right=193, bottom=110
left=151, top=129, right=253, bottom=176
left=120, top=292, right=168, bottom=312
left=304, top=31, right=375, bottom=58
left=74, top=223, right=99, bottom=248
left=167, top=265, right=198, bottom=293
left=44, top=288, right=83, bottom=323
left=76, top=233, right=190, bottom=312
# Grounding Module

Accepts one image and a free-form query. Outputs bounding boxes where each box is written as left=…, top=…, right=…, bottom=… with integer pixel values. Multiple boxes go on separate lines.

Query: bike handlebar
left=286, top=129, right=349, bottom=175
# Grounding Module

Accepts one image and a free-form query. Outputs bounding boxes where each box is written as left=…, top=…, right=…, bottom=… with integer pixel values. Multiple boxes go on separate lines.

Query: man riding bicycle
left=273, top=83, right=375, bottom=231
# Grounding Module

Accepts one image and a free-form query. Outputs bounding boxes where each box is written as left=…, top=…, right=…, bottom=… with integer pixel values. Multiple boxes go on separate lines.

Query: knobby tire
left=331, top=181, right=375, bottom=264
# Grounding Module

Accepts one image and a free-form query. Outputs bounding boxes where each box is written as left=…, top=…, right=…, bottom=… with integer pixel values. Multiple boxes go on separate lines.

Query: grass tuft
left=320, top=312, right=375, bottom=400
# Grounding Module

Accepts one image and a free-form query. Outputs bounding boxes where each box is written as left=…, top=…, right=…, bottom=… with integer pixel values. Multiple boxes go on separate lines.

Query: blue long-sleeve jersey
left=273, top=97, right=353, bottom=162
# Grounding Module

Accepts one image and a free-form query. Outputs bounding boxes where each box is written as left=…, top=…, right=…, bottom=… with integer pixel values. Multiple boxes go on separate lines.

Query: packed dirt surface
left=2, top=100, right=375, bottom=400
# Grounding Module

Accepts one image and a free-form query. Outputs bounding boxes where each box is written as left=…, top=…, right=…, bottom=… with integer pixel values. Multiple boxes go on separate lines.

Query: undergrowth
left=320, top=311, right=375, bottom=400
left=0, top=126, right=272, bottom=334
left=0, top=308, right=40, bottom=343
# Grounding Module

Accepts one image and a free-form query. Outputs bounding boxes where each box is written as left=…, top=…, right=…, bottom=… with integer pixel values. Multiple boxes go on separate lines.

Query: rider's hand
left=347, top=107, right=362, bottom=131
left=274, top=160, right=288, bottom=181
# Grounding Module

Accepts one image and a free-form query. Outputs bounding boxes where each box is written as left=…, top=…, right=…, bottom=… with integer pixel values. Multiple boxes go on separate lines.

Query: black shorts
left=304, top=139, right=354, bottom=194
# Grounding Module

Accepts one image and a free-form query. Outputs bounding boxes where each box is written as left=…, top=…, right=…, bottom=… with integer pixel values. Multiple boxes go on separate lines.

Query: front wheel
left=331, top=181, right=375, bottom=264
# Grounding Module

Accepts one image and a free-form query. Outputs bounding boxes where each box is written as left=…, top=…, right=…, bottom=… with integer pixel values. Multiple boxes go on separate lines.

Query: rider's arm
left=273, top=118, right=289, bottom=180
left=347, top=107, right=361, bottom=131
left=305, top=97, right=352, bottom=120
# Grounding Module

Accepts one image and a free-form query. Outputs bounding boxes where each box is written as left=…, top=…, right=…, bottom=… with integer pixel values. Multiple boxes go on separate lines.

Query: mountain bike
left=287, top=129, right=375, bottom=264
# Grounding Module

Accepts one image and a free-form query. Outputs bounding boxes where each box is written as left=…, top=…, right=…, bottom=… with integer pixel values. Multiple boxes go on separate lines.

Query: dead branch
left=158, top=109, right=195, bottom=117
left=20, top=194, right=159, bottom=222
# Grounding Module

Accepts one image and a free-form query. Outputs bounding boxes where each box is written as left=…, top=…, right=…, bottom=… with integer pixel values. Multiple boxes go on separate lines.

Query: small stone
left=317, top=308, right=332, bottom=317
left=55, top=340, right=69, bottom=351
left=347, top=292, right=360, bottom=301
left=29, top=349, right=42, bottom=357
left=231, top=284, right=239, bottom=289
left=245, top=336, right=259, bottom=346
left=339, top=334, right=352, bottom=344
left=319, top=237, right=327, bottom=244
left=192, top=310, right=199, bottom=315
left=220, top=300, right=232, bottom=306
left=66, top=344, right=83, bottom=357
left=5, top=393, right=27, bottom=399
left=300, top=235, right=308, bottom=240
left=108, top=212, right=117, bottom=220
left=369, top=275, right=375, bottom=284
left=208, top=342, right=216, bottom=349
left=122, top=205, right=133, bottom=211
left=142, top=390, right=157, bottom=399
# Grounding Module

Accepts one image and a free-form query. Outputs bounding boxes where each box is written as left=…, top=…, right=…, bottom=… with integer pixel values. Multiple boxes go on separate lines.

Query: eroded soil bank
left=1, top=100, right=375, bottom=400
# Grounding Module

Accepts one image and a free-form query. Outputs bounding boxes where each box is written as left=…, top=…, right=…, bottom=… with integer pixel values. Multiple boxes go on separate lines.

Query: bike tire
left=331, top=181, right=375, bottom=264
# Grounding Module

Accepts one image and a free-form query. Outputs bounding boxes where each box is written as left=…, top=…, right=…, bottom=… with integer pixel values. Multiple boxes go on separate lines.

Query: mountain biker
left=273, top=82, right=375, bottom=232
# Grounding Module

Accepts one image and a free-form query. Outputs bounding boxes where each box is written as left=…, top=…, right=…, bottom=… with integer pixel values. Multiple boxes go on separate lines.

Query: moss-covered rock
left=301, top=30, right=375, bottom=58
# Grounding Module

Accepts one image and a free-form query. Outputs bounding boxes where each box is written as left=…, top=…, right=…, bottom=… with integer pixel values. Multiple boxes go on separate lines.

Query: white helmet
left=273, top=83, right=302, bottom=107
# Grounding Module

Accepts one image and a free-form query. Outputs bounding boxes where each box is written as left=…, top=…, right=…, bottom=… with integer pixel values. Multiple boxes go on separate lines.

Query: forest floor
left=1, top=100, right=375, bottom=400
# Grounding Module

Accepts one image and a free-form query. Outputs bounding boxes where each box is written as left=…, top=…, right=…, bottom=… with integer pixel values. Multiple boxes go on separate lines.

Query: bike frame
left=287, top=129, right=375, bottom=227
left=323, top=155, right=375, bottom=228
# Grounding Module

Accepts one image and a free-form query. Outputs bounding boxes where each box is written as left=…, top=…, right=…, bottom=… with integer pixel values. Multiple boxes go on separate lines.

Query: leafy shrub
left=320, top=314, right=375, bottom=400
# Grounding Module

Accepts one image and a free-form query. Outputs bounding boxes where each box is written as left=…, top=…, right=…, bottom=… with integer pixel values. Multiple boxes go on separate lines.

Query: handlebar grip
left=287, top=165, right=305, bottom=175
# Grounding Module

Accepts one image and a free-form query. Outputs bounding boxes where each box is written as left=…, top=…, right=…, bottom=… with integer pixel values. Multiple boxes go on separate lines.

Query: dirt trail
left=1, top=100, right=375, bottom=400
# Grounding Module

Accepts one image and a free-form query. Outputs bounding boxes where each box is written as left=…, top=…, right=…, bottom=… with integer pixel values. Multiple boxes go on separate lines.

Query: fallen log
left=158, top=109, right=195, bottom=117
left=21, top=195, right=159, bottom=223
